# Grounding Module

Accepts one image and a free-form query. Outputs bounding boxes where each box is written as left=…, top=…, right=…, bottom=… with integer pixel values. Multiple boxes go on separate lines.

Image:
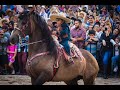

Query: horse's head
left=10, top=10, right=57, bottom=57
left=11, top=10, right=47, bottom=38
left=10, top=10, right=36, bottom=42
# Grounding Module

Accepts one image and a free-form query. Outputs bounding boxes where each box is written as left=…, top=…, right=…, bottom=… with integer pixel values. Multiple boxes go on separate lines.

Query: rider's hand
left=72, top=38, right=77, bottom=43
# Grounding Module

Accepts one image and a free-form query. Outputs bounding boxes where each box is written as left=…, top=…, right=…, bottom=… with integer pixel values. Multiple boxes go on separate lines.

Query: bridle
left=14, top=27, right=48, bottom=46
left=14, top=12, right=49, bottom=46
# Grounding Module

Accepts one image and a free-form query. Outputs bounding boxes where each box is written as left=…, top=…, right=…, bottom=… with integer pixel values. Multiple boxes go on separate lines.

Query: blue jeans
left=102, top=50, right=112, bottom=65
left=60, top=40, right=70, bottom=55
left=111, top=55, right=119, bottom=70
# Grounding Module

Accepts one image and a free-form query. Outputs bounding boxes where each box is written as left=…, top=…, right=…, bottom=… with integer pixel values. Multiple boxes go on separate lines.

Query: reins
left=14, top=27, right=48, bottom=45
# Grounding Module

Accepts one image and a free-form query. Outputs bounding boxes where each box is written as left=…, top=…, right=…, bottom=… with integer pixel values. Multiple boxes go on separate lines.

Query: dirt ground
left=0, top=75, right=120, bottom=85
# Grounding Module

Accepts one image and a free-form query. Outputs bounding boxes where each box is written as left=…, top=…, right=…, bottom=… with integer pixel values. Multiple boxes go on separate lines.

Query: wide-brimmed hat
left=78, top=11, right=86, bottom=20
left=28, top=5, right=34, bottom=8
left=50, top=12, right=71, bottom=23
left=41, top=5, right=45, bottom=9
left=6, top=9, right=13, bottom=15
left=0, top=18, right=9, bottom=27
left=78, top=11, right=86, bottom=17
left=50, top=6, right=60, bottom=14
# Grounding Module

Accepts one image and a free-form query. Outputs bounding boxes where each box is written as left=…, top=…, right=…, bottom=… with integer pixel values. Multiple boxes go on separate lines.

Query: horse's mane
left=31, top=11, right=57, bottom=58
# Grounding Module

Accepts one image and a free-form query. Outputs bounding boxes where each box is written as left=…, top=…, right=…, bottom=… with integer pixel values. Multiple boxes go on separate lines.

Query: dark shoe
left=103, top=64, right=108, bottom=79
left=0, top=71, right=2, bottom=75
left=103, top=74, right=108, bottom=79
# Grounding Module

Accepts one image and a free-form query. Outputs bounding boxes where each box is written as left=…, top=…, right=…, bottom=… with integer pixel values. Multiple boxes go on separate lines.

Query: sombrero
left=50, top=12, right=71, bottom=23
left=6, top=9, right=13, bottom=15
left=78, top=11, right=86, bottom=18
left=41, top=5, right=45, bottom=9
left=0, top=18, right=9, bottom=27
left=50, top=6, right=60, bottom=14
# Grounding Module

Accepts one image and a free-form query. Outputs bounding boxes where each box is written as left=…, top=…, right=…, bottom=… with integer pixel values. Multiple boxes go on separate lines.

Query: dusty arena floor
left=0, top=75, right=120, bottom=85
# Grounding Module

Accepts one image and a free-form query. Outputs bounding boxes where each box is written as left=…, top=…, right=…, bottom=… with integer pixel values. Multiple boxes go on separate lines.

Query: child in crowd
left=85, top=30, right=98, bottom=58
left=7, top=38, right=17, bottom=74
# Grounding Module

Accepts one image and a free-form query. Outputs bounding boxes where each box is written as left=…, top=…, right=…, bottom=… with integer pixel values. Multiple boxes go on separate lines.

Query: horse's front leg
left=34, top=71, right=52, bottom=85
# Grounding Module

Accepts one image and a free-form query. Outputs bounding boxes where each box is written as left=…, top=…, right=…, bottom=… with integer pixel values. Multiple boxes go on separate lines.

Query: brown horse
left=10, top=11, right=99, bottom=85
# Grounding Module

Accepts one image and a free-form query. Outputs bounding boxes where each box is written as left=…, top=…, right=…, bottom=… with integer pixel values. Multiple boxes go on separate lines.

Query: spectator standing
left=111, top=37, right=120, bottom=77
left=39, top=6, right=48, bottom=20
left=0, top=29, right=9, bottom=74
left=85, top=30, right=98, bottom=58
left=84, top=15, right=95, bottom=29
left=100, top=25, right=113, bottom=79
left=17, top=35, right=28, bottom=75
left=71, top=19, right=86, bottom=49
left=7, top=38, right=17, bottom=74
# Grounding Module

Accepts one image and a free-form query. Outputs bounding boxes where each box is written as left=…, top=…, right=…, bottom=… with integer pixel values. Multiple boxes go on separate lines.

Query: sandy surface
left=0, top=75, right=120, bottom=85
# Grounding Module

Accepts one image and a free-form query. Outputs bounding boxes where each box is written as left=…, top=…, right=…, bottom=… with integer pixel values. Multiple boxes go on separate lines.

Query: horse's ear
left=29, top=6, right=36, bottom=15
left=29, top=10, right=35, bottom=15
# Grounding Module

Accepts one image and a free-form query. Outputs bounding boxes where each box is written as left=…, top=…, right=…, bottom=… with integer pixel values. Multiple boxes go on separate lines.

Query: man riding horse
left=50, top=12, right=74, bottom=63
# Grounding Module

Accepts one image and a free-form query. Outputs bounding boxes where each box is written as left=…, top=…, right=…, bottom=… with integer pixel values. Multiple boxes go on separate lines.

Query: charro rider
left=50, top=12, right=73, bottom=63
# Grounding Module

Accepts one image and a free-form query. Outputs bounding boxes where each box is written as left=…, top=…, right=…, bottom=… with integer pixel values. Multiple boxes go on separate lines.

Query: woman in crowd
left=100, top=25, right=113, bottom=79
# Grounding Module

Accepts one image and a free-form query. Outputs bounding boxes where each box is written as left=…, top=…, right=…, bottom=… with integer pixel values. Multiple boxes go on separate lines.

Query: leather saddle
left=54, top=42, right=85, bottom=68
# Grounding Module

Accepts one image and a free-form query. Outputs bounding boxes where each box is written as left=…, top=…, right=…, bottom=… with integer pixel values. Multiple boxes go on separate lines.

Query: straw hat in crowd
left=28, top=5, right=34, bottom=8
left=0, top=18, right=9, bottom=27
left=78, top=11, right=86, bottom=19
left=50, top=6, right=60, bottom=15
left=6, top=9, right=14, bottom=15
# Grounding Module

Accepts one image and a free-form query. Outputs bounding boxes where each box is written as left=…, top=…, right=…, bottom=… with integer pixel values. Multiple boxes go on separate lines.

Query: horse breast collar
left=27, top=51, right=49, bottom=66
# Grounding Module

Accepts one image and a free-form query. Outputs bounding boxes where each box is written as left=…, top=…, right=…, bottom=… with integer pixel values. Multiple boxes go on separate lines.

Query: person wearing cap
left=39, top=6, right=48, bottom=20
left=49, top=6, right=60, bottom=16
left=50, top=12, right=73, bottom=63
left=6, top=9, right=14, bottom=21
left=78, top=11, right=86, bottom=23
left=0, top=18, right=9, bottom=28
left=2, top=5, right=15, bottom=13
left=0, top=18, right=11, bottom=39
left=27, top=5, right=35, bottom=12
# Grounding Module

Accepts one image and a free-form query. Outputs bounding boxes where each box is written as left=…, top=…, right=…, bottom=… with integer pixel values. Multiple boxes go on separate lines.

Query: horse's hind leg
left=65, top=77, right=80, bottom=85
left=83, top=75, right=96, bottom=85
left=34, top=71, right=52, bottom=85
left=31, top=77, right=36, bottom=85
